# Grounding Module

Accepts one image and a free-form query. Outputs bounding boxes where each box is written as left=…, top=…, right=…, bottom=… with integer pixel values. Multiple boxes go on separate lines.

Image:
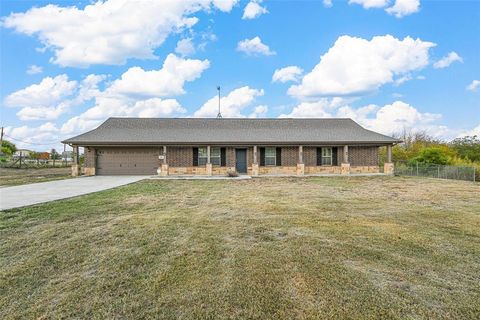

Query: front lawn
left=0, top=167, right=71, bottom=187
left=1, top=177, right=479, bottom=319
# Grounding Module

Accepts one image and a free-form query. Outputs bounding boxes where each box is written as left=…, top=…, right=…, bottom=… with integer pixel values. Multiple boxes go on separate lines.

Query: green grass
left=1, top=176, right=479, bottom=319
left=0, top=167, right=71, bottom=186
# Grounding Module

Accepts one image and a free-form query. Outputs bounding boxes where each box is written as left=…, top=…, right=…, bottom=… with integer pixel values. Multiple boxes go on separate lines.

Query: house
left=62, top=118, right=400, bottom=176
left=13, top=149, right=33, bottom=159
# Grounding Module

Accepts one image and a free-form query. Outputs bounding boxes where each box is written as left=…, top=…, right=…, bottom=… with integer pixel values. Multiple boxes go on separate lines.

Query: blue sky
left=0, top=0, right=479, bottom=150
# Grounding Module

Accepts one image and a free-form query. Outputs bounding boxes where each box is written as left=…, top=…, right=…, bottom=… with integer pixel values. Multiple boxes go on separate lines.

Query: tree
left=51, top=148, right=60, bottom=160
left=410, top=147, right=452, bottom=165
left=450, top=135, right=480, bottom=162
left=1, top=140, right=17, bottom=156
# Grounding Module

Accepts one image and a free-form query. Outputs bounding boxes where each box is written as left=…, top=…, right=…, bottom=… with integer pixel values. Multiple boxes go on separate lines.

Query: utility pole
left=0, top=126, right=4, bottom=156
left=216, top=86, right=222, bottom=118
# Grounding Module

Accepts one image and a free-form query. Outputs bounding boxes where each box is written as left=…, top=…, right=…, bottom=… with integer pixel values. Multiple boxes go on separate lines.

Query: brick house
left=62, top=118, right=400, bottom=176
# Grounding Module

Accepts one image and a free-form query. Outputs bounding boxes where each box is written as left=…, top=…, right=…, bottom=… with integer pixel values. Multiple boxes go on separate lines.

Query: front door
left=235, top=149, right=247, bottom=173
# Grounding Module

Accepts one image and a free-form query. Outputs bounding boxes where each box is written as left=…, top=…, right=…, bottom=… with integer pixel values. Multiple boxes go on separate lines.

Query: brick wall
left=226, top=147, right=235, bottom=167
left=84, top=148, right=96, bottom=167
left=168, top=147, right=193, bottom=167
left=349, top=146, right=379, bottom=166
left=303, top=147, right=316, bottom=166
left=281, top=147, right=298, bottom=166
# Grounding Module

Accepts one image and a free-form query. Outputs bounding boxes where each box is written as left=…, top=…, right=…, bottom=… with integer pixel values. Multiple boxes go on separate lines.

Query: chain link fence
left=394, top=161, right=476, bottom=182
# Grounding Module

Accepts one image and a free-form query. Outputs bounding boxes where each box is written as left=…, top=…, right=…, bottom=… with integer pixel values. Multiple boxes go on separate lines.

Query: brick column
left=341, top=145, right=350, bottom=175
left=252, top=145, right=259, bottom=176
left=297, top=145, right=304, bottom=175
left=71, top=145, right=81, bottom=177
left=160, top=145, right=169, bottom=176
left=384, top=144, right=394, bottom=175
left=206, top=145, right=212, bottom=176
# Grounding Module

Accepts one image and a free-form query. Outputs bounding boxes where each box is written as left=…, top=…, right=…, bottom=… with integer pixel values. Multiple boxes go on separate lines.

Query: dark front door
left=235, top=149, right=247, bottom=173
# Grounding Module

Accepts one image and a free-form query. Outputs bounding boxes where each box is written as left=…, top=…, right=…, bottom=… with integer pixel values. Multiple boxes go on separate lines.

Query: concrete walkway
left=0, top=176, right=147, bottom=210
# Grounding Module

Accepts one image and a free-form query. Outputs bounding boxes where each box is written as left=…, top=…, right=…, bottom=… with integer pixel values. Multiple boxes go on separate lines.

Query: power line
left=3, top=134, right=60, bottom=146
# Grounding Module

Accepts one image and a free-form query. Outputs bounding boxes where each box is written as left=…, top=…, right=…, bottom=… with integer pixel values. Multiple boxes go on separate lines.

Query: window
left=321, top=147, right=332, bottom=165
left=265, top=147, right=276, bottom=166
left=210, top=147, right=221, bottom=166
left=198, top=147, right=221, bottom=166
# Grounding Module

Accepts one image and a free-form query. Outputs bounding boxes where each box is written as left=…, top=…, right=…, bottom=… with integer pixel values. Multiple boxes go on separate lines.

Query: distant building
left=13, top=149, right=33, bottom=159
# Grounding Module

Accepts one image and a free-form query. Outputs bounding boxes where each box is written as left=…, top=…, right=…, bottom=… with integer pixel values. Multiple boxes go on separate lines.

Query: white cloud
left=60, top=54, right=208, bottom=134
left=349, top=0, right=389, bottom=9
left=386, top=0, right=420, bottom=18
left=433, top=51, right=463, bottom=69
left=4, top=122, right=61, bottom=151
left=394, top=74, right=412, bottom=86
left=175, top=38, right=196, bottom=57
left=248, top=105, right=268, bottom=118
left=288, top=35, right=435, bottom=99
left=129, top=98, right=186, bottom=118
left=348, top=0, right=420, bottom=17
left=279, top=98, right=350, bottom=118
left=272, top=66, right=303, bottom=83
left=323, top=0, right=333, bottom=8
left=26, top=65, right=43, bottom=75
left=459, top=124, right=480, bottom=137
left=5, top=74, right=76, bottom=108
left=4, top=74, right=80, bottom=120
left=193, top=86, right=264, bottom=117
left=242, top=1, right=268, bottom=20
left=2, top=0, right=235, bottom=67
left=107, top=54, right=209, bottom=97
left=237, top=36, right=276, bottom=56
left=466, top=80, right=480, bottom=92
left=336, top=100, right=449, bottom=137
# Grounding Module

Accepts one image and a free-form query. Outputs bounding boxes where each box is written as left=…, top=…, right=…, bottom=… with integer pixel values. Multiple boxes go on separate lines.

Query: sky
left=0, top=0, right=479, bottom=151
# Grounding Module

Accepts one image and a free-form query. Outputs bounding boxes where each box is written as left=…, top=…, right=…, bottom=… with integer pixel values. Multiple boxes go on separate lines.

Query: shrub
left=226, top=170, right=239, bottom=177
left=410, top=147, right=452, bottom=165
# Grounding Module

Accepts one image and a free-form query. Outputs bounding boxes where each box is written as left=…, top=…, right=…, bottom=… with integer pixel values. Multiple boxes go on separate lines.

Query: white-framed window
left=265, top=147, right=276, bottom=166
left=198, top=147, right=208, bottom=166
left=210, top=147, right=221, bottom=166
left=198, top=147, right=221, bottom=166
left=321, top=147, right=333, bottom=166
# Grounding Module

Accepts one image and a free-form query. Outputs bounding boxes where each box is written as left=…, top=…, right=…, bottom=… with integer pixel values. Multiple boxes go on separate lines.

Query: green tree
left=1, top=140, right=17, bottom=156
left=410, top=147, right=452, bottom=165
left=450, top=135, right=480, bottom=162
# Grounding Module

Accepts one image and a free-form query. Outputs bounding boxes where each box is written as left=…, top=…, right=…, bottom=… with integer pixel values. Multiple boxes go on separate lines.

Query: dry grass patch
left=1, top=176, right=479, bottom=319
left=0, top=167, right=71, bottom=186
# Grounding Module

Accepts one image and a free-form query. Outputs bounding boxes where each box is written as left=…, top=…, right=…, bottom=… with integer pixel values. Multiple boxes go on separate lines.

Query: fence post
left=416, top=162, right=419, bottom=177
left=437, top=166, right=440, bottom=179
left=474, top=166, right=476, bottom=183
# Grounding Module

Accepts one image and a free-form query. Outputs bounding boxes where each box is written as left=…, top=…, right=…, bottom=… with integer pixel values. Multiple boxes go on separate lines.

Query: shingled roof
left=62, top=118, right=401, bottom=145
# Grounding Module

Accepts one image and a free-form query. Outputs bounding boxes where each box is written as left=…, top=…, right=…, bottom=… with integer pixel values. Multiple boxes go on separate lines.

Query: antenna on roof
left=216, top=86, right=222, bottom=118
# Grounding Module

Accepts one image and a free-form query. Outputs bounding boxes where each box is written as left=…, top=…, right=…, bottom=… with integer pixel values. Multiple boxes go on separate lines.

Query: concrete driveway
left=0, top=176, right=147, bottom=210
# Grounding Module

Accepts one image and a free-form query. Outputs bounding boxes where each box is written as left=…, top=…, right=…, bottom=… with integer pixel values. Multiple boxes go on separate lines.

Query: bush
left=226, top=170, right=239, bottom=177
left=410, top=147, right=452, bottom=165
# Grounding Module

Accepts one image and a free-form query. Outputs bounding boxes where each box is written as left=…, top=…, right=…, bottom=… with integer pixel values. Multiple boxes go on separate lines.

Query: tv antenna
left=216, top=86, right=222, bottom=118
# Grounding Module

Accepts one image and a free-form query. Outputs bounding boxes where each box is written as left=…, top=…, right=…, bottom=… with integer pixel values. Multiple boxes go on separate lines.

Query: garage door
left=96, top=148, right=158, bottom=175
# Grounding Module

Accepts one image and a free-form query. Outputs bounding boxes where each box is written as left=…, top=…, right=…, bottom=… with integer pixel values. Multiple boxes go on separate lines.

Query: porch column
left=384, top=144, right=394, bottom=175
left=160, top=145, right=169, bottom=176
left=297, top=145, right=304, bottom=176
left=252, top=145, right=259, bottom=176
left=71, top=145, right=80, bottom=177
left=206, top=145, right=212, bottom=176
left=341, top=145, right=350, bottom=175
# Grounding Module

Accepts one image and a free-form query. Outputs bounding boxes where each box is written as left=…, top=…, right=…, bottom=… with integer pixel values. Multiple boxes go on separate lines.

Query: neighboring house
left=13, top=149, right=33, bottom=159
left=37, top=152, right=50, bottom=160
left=62, top=118, right=400, bottom=176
